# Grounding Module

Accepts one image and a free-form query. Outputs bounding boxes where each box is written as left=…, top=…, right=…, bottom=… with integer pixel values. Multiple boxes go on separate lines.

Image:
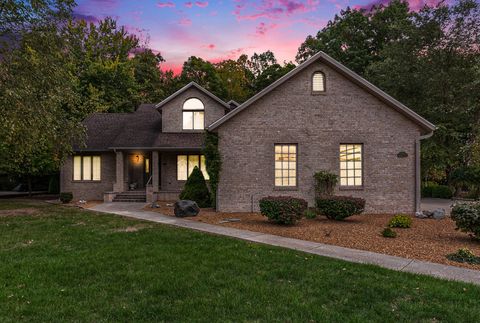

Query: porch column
left=152, top=151, right=159, bottom=191
left=113, top=151, right=125, bottom=192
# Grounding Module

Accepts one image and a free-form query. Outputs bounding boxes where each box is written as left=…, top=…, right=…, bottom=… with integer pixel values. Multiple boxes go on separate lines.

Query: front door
left=128, top=154, right=146, bottom=190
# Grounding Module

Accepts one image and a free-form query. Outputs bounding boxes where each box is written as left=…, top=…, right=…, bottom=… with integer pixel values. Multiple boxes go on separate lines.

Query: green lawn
left=1, top=201, right=479, bottom=322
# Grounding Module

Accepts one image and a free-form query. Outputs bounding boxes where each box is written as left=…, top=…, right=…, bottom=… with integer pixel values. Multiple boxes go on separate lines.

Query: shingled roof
left=75, top=104, right=204, bottom=152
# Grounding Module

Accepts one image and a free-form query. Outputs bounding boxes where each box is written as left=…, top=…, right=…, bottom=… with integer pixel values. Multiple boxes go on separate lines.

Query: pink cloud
left=195, top=1, right=209, bottom=7
left=157, top=1, right=175, bottom=8
left=178, top=17, right=192, bottom=25
left=255, top=22, right=278, bottom=35
left=185, top=1, right=193, bottom=7
left=72, top=12, right=100, bottom=23
left=233, top=0, right=319, bottom=21
left=202, top=43, right=216, bottom=49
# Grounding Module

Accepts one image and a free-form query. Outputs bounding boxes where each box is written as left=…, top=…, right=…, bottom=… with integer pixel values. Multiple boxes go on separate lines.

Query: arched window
left=183, top=98, right=204, bottom=130
left=312, top=72, right=325, bottom=93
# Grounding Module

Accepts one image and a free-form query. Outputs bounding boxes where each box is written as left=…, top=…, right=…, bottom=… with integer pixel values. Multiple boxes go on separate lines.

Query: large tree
left=0, top=1, right=83, bottom=193
left=180, top=56, right=227, bottom=100
left=296, top=0, right=413, bottom=75
left=65, top=18, right=141, bottom=113
left=215, top=54, right=254, bottom=103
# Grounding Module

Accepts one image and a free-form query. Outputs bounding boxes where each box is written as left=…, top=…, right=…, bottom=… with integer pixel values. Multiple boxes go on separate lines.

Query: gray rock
left=432, top=208, right=446, bottom=220
left=174, top=200, right=200, bottom=217
left=150, top=202, right=159, bottom=208
left=423, top=210, right=433, bottom=218
left=415, top=211, right=428, bottom=219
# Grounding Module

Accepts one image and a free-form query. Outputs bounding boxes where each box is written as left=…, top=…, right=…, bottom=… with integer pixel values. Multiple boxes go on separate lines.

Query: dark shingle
left=76, top=104, right=205, bottom=151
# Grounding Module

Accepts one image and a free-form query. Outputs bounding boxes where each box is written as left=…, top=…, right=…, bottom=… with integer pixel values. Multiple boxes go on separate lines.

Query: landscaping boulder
left=415, top=211, right=428, bottom=219
left=432, top=208, right=446, bottom=220
left=174, top=200, right=200, bottom=217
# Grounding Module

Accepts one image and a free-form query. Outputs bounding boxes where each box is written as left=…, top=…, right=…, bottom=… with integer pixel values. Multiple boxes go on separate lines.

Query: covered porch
left=104, top=148, right=204, bottom=203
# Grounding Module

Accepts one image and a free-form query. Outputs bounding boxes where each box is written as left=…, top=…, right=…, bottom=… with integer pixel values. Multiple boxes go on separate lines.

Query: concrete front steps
left=113, top=191, right=146, bottom=202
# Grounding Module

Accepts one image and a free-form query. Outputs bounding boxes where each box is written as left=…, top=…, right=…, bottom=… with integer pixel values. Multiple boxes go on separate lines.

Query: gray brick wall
left=160, top=152, right=185, bottom=191
left=161, top=87, right=226, bottom=133
left=60, top=152, right=116, bottom=200
left=216, top=62, right=422, bottom=214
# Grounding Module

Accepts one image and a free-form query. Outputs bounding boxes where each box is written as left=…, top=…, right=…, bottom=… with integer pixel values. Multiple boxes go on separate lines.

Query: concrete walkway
left=89, top=202, right=480, bottom=286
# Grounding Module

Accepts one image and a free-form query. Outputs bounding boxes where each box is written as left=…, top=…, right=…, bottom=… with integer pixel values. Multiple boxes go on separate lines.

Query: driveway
left=421, top=198, right=453, bottom=214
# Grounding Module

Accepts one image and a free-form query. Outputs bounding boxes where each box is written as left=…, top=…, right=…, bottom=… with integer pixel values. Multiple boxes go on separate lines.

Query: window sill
left=72, top=180, right=102, bottom=183
left=273, top=186, right=298, bottom=191
left=339, top=186, right=364, bottom=191
left=311, top=91, right=326, bottom=96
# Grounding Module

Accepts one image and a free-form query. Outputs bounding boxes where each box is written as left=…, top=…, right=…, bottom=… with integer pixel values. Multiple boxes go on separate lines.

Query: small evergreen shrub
left=446, top=248, right=480, bottom=264
left=451, top=202, right=480, bottom=239
left=388, top=214, right=412, bottom=228
left=431, top=185, right=453, bottom=199
left=179, top=167, right=211, bottom=208
left=259, top=196, right=308, bottom=225
left=304, top=207, right=317, bottom=219
left=59, top=192, right=73, bottom=204
left=316, top=196, right=365, bottom=220
left=382, top=227, right=397, bottom=238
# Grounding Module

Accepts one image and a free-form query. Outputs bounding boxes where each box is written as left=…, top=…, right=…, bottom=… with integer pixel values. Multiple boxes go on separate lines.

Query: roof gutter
left=415, top=130, right=435, bottom=213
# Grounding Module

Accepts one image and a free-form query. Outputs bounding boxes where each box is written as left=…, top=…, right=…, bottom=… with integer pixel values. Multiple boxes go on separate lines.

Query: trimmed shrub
left=314, top=171, right=338, bottom=197
left=382, top=227, right=397, bottom=238
left=59, top=192, right=73, bottom=204
left=446, top=248, right=480, bottom=264
left=316, top=196, right=365, bottom=221
left=451, top=202, right=480, bottom=239
left=304, top=207, right=317, bottom=219
left=259, top=196, right=308, bottom=225
left=421, top=185, right=434, bottom=198
left=388, top=214, right=412, bottom=228
left=179, top=166, right=211, bottom=208
left=422, top=184, right=453, bottom=198
left=432, top=185, right=453, bottom=199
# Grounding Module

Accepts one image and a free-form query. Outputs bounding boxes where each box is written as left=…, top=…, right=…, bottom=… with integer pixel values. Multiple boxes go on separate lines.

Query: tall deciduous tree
left=0, top=1, right=83, bottom=193
left=180, top=56, right=227, bottom=100
left=65, top=18, right=141, bottom=113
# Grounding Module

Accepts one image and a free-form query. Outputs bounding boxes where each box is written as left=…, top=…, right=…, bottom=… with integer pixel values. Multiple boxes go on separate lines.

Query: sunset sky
left=73, top=0, right=443, bottom=73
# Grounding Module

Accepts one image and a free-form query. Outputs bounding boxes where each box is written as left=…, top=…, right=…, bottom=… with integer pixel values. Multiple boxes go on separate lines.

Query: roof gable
left=208, top=51, right=436, bottom=134
left=155, top=81, right=229, bottom=111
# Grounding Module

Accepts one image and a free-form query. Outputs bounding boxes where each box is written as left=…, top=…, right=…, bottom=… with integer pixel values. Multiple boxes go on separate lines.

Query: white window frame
left=177, top=154, right=209, bottom=180
left=73, top=155, right=101, bottom=181
left=274, top=144, right=297, bottom=187
left=312, top=71, right=326, bottom=93
left=339, top=144, right=363, bottom=187
left=182, top=98, right=205, bottom=130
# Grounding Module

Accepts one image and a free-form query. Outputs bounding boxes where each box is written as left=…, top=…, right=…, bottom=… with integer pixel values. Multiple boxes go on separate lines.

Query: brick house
left=60, top=51, right=435, bottom=213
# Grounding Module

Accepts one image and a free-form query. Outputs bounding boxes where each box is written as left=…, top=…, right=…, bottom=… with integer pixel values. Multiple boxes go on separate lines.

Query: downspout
left=415, top=131, right=434, bottom=213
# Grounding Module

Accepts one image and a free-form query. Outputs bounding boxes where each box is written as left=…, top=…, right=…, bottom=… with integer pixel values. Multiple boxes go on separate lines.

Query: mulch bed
left=146, top=201, right=480, bottom=270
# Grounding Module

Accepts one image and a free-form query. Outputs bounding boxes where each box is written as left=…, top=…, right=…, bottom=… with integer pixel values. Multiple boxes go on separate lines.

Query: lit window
left=177, top=154, right=209, bottom=180
left=339, top=144, right=363, bottom=186
left=73, top=155, right=101, bottom=181
left=183, top=98, right=204, bottom=130
left=312, top=72, right=325, bottom=92
left=274, top=144, right=297, bottom=187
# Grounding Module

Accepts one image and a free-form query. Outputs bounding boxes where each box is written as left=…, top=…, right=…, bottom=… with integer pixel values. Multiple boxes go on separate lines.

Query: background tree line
left=0, top=0, right=479, bottom=196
